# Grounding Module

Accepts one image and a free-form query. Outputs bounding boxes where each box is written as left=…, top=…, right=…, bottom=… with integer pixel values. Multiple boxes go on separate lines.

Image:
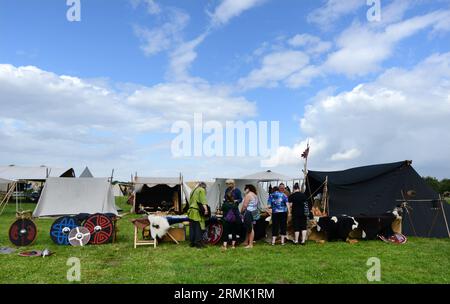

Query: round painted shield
left=83, top=214, right=114, bottom=245
left=379, top=233, right=407, bottom=244
left=202, top=222, right=223, bottom=245
left=68, top=227, right=91, bottom=247
left=9, top=219, right=37, bottom=247
left=50, top=216, right=81, bottom=245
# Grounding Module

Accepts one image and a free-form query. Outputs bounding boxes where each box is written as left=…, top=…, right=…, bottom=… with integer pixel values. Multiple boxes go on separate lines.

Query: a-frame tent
left=306, top=160, right=450, bottom=238
left=79, top=166, right=94, bottom=178
left=33, top=177, right=118, bottom=217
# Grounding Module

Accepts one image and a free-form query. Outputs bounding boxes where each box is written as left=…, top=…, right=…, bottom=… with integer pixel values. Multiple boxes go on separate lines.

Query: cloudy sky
left=1, top=0, right=450, bottom=181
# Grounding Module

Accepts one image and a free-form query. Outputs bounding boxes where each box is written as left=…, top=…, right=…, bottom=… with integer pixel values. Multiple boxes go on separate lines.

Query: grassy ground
left=0, top=199, right=449, bottom=284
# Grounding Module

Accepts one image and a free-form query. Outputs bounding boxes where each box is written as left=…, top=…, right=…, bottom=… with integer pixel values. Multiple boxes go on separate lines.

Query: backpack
left=224, top=208, right=237, bottom=223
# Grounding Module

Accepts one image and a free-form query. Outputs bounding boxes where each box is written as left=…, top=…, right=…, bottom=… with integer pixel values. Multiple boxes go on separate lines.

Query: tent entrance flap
left=134, top=184, right=182, bottom=213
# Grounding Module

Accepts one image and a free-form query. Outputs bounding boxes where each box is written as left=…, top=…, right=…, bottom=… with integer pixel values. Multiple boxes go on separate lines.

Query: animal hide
left=148, top=215, right=171, bottom=239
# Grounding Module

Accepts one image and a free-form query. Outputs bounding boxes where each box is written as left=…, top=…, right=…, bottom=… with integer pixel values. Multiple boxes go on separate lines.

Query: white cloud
left=262, top=52, right=450, bottom=176
left=210, top=0, right=266, bottom=26
left=324, top=9, right=450, bottom=76
left=330, top=148, right=361, bottom=161
left=168, top=33, right=208, bottom=81
left=238, top=50, right=310, bottom=89
left=288, top=34, right=332, bottom=55
left=0, top=64, right=257, bottom=177
left=134, top=8, right=189, bottom=56
left=307, top=0, right=365, bottom=30
left=127, top=82, right=257, bottom=122
left=130, top=0, right=161, bottom=15
left=242, top=8, right=450, bottom=91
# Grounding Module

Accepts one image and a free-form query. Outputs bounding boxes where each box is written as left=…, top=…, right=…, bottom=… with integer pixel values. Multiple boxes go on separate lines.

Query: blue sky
left=1, top=0, right=450, bottom=180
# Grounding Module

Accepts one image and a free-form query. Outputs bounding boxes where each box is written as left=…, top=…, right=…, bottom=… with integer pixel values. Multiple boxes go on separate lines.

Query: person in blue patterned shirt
left=268, top=186, right=289, bottom=245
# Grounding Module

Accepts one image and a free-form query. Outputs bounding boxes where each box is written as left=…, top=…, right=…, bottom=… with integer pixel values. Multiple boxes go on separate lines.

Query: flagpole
left=301, top=140, right=310, bottom=193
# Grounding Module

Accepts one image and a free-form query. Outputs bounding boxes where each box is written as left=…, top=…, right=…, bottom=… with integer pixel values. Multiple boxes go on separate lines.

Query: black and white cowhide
left=316, top=215, right=359, bottom=241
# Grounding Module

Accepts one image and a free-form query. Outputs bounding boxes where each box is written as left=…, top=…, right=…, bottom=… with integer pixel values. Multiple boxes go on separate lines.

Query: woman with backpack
left=241, top=184, right=260, bottom=249
left=221, top=191, right=241, bottom=250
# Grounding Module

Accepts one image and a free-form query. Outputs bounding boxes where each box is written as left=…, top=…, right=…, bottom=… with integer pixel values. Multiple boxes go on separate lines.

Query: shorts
left=293, top=215, right=307, bottom=231
left=243, top=211, right=254, bottom=231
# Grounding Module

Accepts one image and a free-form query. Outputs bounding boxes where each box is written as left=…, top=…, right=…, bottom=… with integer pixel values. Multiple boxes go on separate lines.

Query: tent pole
left=321, top=176, right=328, bottom=215
left=439, top=195, right=450, bottom=238
left=401, top=190, right=418, bottom=237
left=15, top=181, right=19, bottom=214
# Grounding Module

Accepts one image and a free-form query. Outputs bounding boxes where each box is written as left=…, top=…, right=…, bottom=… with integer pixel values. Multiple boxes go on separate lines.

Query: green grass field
left=1, top=199, right=449, bottom=284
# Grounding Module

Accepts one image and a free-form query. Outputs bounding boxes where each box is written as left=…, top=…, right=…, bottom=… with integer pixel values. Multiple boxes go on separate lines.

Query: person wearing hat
left=224, top=179, right=242, bottom=205
left=187, top=182, right=209, bottom=248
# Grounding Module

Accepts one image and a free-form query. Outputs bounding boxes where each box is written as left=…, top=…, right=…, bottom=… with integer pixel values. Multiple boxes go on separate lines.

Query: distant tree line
left=423, top=177, right=450, bottom=195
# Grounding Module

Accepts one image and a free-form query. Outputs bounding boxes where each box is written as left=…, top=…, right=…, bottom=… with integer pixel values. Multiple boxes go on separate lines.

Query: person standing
left=268, top=186, right=289, bottom=245
left=279, top=183, right=291, bottom=197
left=288, top=183, right=311, bottom=245
left=187, top=182, right=209, bottom=248
left=224, top=179, right=242, bottom=205
left=241, top=184, right=260, bottom=249
left=221, top=192, right=241, bottom=250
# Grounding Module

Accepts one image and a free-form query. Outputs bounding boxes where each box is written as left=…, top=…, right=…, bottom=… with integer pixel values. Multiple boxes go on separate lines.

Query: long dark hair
left=244, top=184, right=257, bottom=195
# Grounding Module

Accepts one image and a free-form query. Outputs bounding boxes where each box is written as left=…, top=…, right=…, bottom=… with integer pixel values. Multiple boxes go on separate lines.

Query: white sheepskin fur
left=148, top=215, right=171, bottom=239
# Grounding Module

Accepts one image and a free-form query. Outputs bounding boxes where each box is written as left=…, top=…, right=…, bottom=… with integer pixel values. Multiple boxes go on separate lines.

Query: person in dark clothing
left=221, top=192, right=241, bottom=250
left=288, top=183, right=311, bottom=245
left=224, top=179, right=243, bottom=204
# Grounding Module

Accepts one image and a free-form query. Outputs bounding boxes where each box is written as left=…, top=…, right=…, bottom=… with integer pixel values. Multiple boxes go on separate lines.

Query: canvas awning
left=134, top=177, right=182, bottom=187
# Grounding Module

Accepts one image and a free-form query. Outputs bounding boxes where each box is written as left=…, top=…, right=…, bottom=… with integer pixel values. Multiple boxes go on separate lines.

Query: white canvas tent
left=241, top=170, right=294, bottom=182
left=113, top=184, right=124, bottom=197
left=206, top=178, right=269, bottom=214
left=0, top=178, right=12, bottom=192
left=133, top=176, right=190, bottom=213
left=0, top=165, right=75, bottom=181
left=33, top=177, right=118, bottom=217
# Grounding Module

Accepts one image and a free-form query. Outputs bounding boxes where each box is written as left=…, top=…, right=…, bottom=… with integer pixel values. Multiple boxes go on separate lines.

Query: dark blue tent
left=306, top=161, right=450, bottom=238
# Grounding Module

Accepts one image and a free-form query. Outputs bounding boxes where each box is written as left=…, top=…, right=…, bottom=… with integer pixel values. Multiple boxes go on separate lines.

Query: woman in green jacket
left=187, top=182, right=209, bottom=248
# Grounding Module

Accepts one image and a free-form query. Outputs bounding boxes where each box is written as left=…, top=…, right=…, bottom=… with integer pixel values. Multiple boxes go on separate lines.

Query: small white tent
left=79, top=167, right=94, bottom=178
left=241, top=170, right=294, bottom=182
left=113, top=184, right=124, bottom=197
left=206, top=178, right=269, bottom=214
left=33, top=177, right=118, bottom=217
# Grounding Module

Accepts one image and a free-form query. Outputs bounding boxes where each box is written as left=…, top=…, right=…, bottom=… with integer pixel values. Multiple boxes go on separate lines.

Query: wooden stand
left=131, top=218, right=157, bottom=248
left=131, top=217, right=182, bottom=248
left=133, top=224, right=157, bottom=249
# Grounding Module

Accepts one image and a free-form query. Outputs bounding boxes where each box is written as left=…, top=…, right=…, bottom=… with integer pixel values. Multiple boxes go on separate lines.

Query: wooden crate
left=162, top=226, right=186, bottom=242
